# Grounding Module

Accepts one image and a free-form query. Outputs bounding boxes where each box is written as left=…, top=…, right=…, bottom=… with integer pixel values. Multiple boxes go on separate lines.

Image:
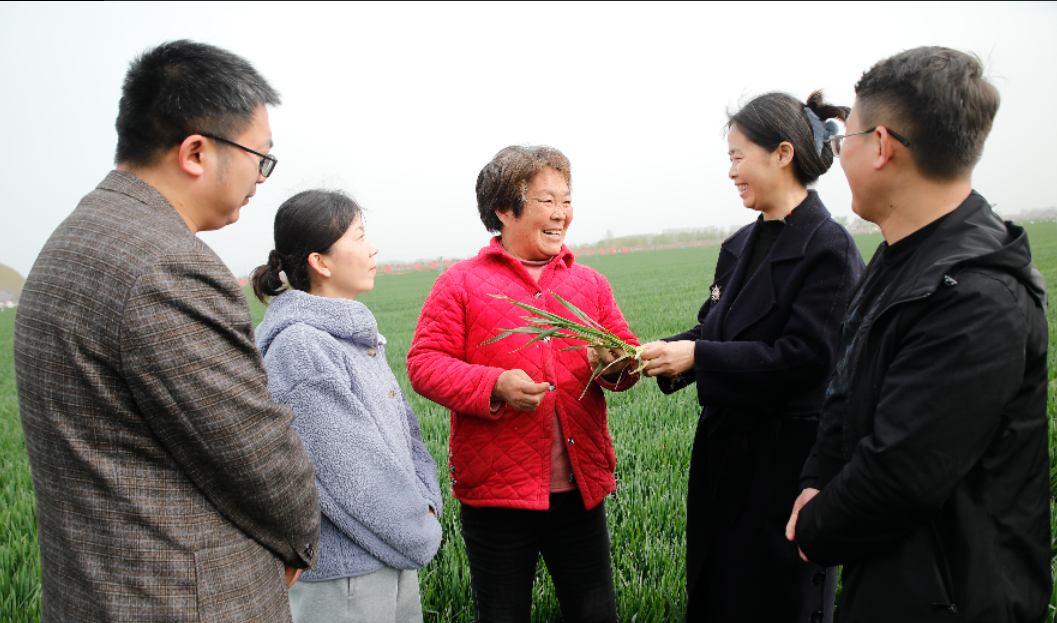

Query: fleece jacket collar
left=255, top=289, right=383, bottom=357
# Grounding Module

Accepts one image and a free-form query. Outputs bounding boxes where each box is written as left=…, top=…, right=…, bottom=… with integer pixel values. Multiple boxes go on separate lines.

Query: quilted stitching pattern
left=408, top=238, right=638, bottom=510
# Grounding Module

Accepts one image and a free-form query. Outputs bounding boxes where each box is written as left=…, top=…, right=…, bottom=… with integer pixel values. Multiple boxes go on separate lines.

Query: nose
left=729, top=161, right=737, bottom=178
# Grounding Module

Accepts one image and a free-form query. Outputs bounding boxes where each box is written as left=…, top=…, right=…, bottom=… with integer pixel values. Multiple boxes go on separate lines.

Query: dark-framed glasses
left=829, top=127, right=911, bottom=157
left=198, top=132, right=278, bottom=177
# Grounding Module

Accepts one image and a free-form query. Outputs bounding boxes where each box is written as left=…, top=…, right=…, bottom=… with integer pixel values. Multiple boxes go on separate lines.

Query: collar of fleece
left=255, top=289, right=383, bottom=356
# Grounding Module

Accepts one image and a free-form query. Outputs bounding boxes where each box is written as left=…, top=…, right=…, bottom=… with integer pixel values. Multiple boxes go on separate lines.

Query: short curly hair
left=476, top=145, right=571, bottom=233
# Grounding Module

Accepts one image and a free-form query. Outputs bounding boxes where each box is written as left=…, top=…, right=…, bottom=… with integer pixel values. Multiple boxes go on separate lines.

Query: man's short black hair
left=114, top=40, right=280, bottom=167
left=855, top=46, right=999, bottom=180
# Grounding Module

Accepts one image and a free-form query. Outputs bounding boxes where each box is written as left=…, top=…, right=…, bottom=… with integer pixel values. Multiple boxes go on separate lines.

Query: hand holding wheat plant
left=481, top=292, right=647, bottom=398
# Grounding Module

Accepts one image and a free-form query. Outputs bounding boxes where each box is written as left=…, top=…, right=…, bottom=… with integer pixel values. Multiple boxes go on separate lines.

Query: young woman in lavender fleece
left=251, top=190, right=443, bottom=623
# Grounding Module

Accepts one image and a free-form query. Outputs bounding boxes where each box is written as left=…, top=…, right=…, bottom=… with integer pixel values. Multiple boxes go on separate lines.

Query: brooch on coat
left=711, top=285, right=722, bottom=302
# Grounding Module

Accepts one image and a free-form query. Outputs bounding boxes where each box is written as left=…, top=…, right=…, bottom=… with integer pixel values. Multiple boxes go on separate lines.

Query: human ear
left=307, top=252, right=331, bottom=279
left=872, top=127, right=895, bottom=171
left=495, top=208, right=516, bottom=228
left=775, top=141, right=795, bottom=168
left=177, top=135, right=207, bottom=178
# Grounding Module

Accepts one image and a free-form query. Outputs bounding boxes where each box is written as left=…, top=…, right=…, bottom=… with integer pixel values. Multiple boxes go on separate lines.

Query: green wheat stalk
left=481, top=292, right=646, bottom=399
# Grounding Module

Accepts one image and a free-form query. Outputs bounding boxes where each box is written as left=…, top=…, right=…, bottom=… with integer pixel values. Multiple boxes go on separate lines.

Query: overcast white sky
left=1, top=1, right=1055, bottom=278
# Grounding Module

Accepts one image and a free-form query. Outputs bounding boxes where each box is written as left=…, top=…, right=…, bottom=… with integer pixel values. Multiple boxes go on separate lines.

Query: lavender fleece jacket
left=256, top=290, right=443, bottom=581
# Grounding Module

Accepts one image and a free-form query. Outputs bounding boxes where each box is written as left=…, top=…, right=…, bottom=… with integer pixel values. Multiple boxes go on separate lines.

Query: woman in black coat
left=642, top=91, right=865, bottom=623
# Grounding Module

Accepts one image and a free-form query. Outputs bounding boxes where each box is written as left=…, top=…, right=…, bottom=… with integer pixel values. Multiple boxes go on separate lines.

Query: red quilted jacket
left=408, top=238, right=639, bottom=510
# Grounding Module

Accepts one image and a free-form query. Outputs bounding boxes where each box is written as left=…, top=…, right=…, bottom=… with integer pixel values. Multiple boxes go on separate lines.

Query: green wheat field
left=3, top=224, right=1057, bottom=622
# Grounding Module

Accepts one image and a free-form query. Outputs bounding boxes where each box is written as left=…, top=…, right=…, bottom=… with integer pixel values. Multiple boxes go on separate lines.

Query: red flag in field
left=598, top=248, right=605, bottom=255
left=444, top=260, right=451, bottom=267
left=415, top=263, right=422, bottom=271
left=237, top=278, right=247, bottom=287
left=384, top=266, right=392, bottom=274
left=622, top=246, right=627, bottom=253
left=430, top=261, right=437, bottom=269
left=610, top=247, right=616, bottom=254
left=586, top=250, right=592, bottom=256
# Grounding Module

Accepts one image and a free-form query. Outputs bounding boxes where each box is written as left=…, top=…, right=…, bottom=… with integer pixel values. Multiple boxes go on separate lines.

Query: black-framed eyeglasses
left=829, top=127, right=911, bottom=157
left=198, top=132, right=278, bottom=177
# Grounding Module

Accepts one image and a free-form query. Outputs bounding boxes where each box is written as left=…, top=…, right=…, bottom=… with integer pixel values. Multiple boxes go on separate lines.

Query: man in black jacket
left=785, top=47, right=1051, bottom=622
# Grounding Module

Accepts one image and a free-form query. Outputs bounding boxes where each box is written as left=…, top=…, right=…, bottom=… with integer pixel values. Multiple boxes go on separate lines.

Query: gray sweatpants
left=289, top=567, right=424, bottom=623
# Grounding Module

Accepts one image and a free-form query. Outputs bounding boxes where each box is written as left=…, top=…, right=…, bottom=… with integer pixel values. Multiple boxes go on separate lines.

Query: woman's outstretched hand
left=640, top=341, right=695, bottom=377
left=492, top=369, right=551, bottom=412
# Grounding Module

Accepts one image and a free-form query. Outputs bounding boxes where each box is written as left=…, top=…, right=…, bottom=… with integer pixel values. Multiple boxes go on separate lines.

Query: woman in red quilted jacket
left=407, top=145, right=639, bottom=623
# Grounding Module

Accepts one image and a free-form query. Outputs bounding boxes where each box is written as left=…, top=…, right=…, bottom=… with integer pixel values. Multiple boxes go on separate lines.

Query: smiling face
left=314, top=216, right=379, bottom=300
left=727, top=124, right=787, bottom=219
left=496, top=167, right=573, bottom=260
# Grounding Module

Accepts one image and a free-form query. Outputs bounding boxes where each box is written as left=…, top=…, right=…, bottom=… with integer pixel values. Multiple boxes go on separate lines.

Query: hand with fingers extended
left=492, top=369, right=551, bottom=412
left=640, top=340, right=695, bottom=378
left=588, top=345, right=631, bottom=382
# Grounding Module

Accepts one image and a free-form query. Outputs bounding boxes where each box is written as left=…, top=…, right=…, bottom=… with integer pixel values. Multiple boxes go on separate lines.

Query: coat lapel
left=707, top=224, right=753, bottom=332
left=725, top=193, right=831, bottom=340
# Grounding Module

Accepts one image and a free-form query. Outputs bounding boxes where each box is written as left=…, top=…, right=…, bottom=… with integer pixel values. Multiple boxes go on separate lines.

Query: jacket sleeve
left=592, top=272, right=640, bottom=393
left=656, top=299, right=714, bottom=395
left=407, top=269, right=507, bottom=420
left=270, top=329, right=441, bottom=569
left=691, top=230, right=860, bottom=406
left=120, top=254, right=319, bottom=569
left=795, top=272, right=1030, bottom=566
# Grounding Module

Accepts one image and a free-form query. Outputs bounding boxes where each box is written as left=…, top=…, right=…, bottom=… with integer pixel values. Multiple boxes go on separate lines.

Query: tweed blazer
left=14, top=171, right=320, bottom=622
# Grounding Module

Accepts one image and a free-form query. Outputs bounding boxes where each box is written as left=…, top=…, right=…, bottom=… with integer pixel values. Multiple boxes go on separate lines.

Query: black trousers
left=460, top=491, right=618, bottom=623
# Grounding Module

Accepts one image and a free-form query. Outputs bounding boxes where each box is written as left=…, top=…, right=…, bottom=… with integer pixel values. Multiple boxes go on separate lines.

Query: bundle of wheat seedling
left=481, top=292, right=647, bottom=398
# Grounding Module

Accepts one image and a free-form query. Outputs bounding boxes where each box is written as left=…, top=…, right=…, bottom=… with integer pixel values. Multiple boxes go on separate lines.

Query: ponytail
left=250, top=189, right=363, bottom=304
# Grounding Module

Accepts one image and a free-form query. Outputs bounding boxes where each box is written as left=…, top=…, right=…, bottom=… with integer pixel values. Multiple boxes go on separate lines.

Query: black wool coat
left=659, top=192, right=864, bottom=622
left=796, top=193, right=1050, bottom=622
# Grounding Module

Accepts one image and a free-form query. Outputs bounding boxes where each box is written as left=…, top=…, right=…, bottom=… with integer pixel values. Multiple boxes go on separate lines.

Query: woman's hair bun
left=250, top=249, right=288, bottom=303
left=266, top=249, right=284, bottom=274
left=805, top=90, right=850, bottom=123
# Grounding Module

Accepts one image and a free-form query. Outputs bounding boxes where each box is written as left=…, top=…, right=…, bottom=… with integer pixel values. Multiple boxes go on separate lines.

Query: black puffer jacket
left=796, top=192, right=1050, bottom=622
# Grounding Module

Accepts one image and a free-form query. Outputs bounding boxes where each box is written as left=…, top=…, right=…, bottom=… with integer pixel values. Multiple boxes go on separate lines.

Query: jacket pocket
left=840, top=524, right=959, bottom=620
left=195, top=533, right=289, bottom=622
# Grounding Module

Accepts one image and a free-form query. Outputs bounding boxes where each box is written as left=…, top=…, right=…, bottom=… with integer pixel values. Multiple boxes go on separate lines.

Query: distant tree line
left=570, top=217, right=878, bottom=252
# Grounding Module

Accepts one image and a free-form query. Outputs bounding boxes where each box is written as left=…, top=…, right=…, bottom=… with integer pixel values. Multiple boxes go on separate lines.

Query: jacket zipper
left=928, top=521, right=958, bottom=614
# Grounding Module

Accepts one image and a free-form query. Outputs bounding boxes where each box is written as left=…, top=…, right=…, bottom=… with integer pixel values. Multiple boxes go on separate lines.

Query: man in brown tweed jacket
left=13, top=40, right=320, bottom=622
